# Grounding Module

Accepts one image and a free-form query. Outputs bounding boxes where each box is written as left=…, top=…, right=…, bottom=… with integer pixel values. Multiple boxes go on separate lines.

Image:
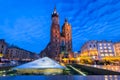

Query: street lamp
left=77, top=57, right=80, bottom=63
left=0, top=53, right=3, bottom=62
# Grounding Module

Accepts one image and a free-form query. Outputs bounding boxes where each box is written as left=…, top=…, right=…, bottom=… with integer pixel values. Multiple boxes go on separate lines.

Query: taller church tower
left=50, top=7, right=60, bottom=59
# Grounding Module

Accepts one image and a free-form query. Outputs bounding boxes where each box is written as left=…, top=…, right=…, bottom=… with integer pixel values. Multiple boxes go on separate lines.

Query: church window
left=56, top=35, right=57, bottom=37
left=1, top=45, right=4, bottom=48
left=61, top=40, right=65, bottom=46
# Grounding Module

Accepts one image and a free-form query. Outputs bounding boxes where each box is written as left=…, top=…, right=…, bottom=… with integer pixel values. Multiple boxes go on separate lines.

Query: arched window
left=1, top=45, right=4, bottom=48
left=89, top=45, right=91, bottom=48
left=61, top=40, right=65, bottom=46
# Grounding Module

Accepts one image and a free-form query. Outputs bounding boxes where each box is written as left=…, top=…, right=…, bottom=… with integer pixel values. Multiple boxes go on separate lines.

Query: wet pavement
left=90, top=65, right=120, bottom=72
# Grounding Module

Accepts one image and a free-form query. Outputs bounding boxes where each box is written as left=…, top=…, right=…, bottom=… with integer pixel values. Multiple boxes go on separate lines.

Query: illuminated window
left=100, top=50, right=103, bottom=52
left=101, top=54, right=104, bottom=56
left=99, top=43, right=102, bottom=46
left=104, top=47, right=107, bottom=49
left=108, top=47, right=111, bottom=49
left=104, top=43, right=106, bottom=46
left=109, top=50, right=112, bottom=52
left=105, top=50, right=107, bottom=52
left=110, top=54, right=113, bottom=56
left=105, top=54, right=108, bottom=56
left=100, top=47, right=102, bottom=49
left=108, top=43, right=110, bottom=46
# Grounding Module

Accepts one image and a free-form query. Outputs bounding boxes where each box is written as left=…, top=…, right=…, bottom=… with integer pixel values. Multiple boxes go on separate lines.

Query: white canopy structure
left=13, top=57, right=65, bottom=69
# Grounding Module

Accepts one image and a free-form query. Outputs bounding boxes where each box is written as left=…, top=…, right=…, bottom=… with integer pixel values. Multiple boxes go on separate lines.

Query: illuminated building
left=40, top=7, right=72, bottom=61
left=13, top=57, right=65, bottom=75
left=81, top=40, right=98, bottom=59
left=81, top=40, right=115, bottom=59
left=114, top=42, right=120, bottom=56
left=97, top=41, right=114, bottom=58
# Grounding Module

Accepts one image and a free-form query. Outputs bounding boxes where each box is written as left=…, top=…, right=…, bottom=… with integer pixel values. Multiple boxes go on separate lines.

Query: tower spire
left=52, top=6, right=59, bottom=17
left=54, top=6, right=56, bottom=13
left=65, top=18, right=68, bottom=22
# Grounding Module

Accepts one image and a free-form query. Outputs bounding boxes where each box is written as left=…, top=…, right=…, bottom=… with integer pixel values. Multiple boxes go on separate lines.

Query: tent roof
left=13, top=57, right=65, bottom=69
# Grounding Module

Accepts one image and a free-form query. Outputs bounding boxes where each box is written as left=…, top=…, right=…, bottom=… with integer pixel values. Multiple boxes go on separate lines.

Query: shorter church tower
left=62, top=19, right=72, bottom=52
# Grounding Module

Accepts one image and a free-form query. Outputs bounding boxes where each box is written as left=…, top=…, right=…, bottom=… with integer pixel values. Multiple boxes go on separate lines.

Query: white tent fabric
left=13, top=57, right=65, bottom=69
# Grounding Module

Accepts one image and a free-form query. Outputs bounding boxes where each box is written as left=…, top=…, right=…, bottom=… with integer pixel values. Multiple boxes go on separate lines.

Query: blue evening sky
left=0, top=0, right=120, bottom=53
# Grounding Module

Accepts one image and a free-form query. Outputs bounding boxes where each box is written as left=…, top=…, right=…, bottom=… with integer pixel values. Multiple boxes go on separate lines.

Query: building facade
left=114, top=42, right=120, bottom=56
left=80, top=40, right=98, bottom=59
left=6, top=46, right=39, bottom=61
left=0, top=39, right=7, bottom=58
left=0, top=39, right=39, bottom=61
left=81, top=40, right=115, bottom=59
left=97, top=41, right=114, bottom=58
left=40, top=7, right=72, bottom=60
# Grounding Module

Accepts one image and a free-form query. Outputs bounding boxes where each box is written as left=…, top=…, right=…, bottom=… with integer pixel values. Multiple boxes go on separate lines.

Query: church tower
left=40, top=7, right=73, bottom=61
left=62, top=19, right=72, bottom=53
left=50, top=7, right=60, bottom=59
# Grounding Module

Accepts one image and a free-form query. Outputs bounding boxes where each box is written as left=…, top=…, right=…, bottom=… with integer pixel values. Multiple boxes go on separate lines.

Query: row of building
left=80, top=40, right=120, bottom=60
left=0, top=39, right=39, bottom=61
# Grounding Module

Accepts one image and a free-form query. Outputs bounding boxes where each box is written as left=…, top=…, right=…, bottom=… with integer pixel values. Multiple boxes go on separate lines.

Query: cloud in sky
left=0, top=0, right=120, bottom=53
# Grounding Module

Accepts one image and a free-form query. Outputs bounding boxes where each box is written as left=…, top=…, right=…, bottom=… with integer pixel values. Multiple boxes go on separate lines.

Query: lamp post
left=77, top=57, right=80, bottom=64
left=0, top=53, right=3, bottom=62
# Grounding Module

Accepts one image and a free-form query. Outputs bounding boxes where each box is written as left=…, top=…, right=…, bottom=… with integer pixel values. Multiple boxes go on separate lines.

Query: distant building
left=0, top=39, right=7, bottom=58
left=6, top=46, right=38, bottom=61
left=40, top=7, right=72, bottom=61
left=81, top=40, right=115, bottom=59
left=114, top=42, right=120, bottom=56
left=81, top=40, right=98, bottom=59
left=74, top=51, right=80, bottom=58
left=97, top=41, right=114, bottom=58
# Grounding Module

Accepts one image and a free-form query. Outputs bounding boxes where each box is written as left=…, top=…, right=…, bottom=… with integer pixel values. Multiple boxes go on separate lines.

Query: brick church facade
left=40, top=7, right=73, bottom=61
